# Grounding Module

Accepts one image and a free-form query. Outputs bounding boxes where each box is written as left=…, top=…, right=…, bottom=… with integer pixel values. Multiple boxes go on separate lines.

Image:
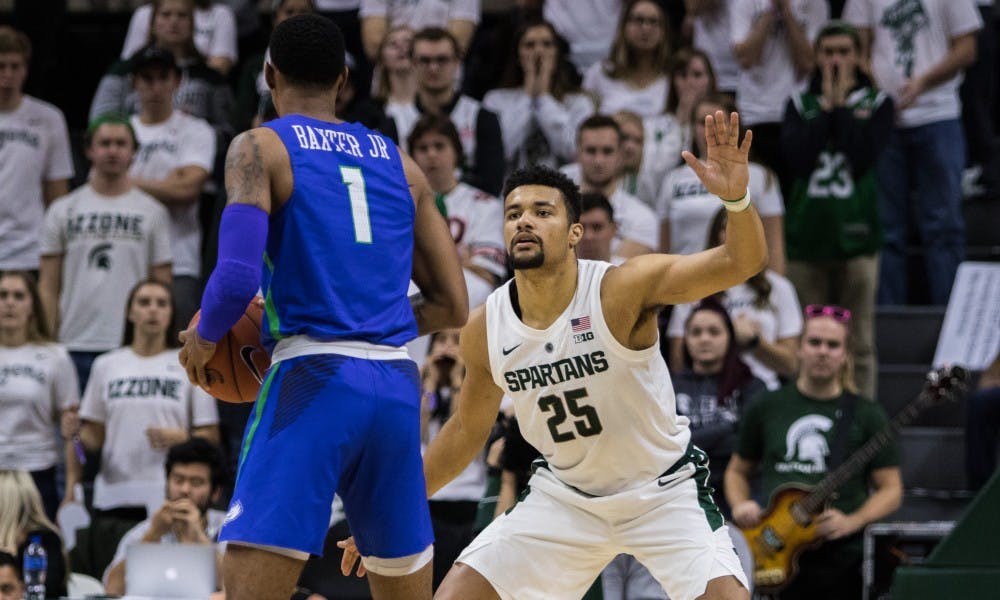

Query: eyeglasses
left=414, top=55, right=455, bottom=67
left=804, top=304, right=852, bottom=323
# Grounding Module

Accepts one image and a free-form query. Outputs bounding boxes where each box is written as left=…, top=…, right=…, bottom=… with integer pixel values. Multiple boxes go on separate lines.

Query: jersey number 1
left=538, top=387, right=603, bottom=443
left=339, top=166, right=373, bottom=244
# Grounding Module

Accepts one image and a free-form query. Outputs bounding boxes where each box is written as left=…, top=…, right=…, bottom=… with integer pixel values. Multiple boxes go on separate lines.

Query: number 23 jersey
left=486, top=259, right=691, bottom=496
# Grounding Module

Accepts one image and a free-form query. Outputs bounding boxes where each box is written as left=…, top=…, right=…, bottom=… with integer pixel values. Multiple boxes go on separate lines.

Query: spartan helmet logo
left=784, top=414, right=834, bottom=472
left=87, top=243, right=113, bottom=270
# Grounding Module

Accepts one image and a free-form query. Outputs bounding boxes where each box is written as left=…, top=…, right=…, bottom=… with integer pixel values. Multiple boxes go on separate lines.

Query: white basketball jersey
left=486, top=260, right=691, bottom=496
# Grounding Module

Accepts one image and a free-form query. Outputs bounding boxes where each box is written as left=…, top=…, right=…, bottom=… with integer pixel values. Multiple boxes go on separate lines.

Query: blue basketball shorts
left=218, top=353, right=434, bottom=559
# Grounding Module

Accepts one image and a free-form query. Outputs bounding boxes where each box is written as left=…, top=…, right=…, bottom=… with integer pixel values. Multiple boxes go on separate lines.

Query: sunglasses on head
left=805, top=304, right=851, bottom=323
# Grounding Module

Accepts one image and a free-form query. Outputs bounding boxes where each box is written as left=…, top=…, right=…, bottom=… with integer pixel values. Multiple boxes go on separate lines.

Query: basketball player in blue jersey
left=178, top=14, right=468, bottom=600
left=339, top=112, right=766, bottom=599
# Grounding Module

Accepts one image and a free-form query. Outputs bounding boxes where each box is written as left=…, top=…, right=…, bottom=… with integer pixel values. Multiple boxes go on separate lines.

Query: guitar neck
left=798, top=392, right=928, bottom=515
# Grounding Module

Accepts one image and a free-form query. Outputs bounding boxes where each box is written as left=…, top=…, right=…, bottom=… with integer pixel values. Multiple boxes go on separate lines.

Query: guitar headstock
left=920, top=365, right=971, bottom=408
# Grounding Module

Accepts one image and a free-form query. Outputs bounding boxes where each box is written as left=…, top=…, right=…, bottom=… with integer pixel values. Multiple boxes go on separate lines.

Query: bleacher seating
left=963, top=197, right=1000, bottom=262
left=875, top=305, right=978, bottom=522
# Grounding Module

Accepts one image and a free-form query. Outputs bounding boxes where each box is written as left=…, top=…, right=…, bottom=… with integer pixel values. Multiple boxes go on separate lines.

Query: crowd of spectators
left=0, top=0, right=998, bottom=597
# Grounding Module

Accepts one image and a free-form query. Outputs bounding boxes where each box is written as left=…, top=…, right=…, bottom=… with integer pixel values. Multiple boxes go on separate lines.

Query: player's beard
left=511, top=248, right=545, bottom=270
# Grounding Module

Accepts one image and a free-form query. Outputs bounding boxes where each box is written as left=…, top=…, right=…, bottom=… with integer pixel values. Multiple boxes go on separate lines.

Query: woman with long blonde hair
left=0, top=470, right=68, bottom=598
left=582, top=0, right=672, bottom=117
left=0, top=271, right=79, bottom=521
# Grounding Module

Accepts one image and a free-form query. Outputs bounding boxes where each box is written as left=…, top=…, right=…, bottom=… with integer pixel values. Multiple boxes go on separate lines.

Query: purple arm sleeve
left=196, top=204, right=268, bottom=342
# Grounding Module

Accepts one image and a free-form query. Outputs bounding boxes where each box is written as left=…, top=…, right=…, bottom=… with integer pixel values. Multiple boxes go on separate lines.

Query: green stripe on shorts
left=691, top=445, right=725, bottom=531
left=236, top=366, right=277, bottom=481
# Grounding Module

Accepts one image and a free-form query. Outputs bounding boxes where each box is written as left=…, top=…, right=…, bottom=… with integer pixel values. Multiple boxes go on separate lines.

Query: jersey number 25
left=538, top=387, right=603, bottom=443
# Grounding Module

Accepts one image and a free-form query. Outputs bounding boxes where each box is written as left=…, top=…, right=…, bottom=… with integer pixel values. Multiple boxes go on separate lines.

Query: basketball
left=188, top=300, right=271, bottom=404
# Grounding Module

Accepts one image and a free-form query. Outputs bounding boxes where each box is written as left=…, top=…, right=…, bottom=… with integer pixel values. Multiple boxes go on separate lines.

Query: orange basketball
left=188, top=300, right=271, bottom=403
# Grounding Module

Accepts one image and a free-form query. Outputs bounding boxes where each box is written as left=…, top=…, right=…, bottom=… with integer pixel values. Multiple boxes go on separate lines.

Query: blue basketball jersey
left=261, top=115, right=418, bottom=350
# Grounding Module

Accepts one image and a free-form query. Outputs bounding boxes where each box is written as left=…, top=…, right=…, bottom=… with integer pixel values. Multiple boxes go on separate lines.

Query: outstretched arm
left=606, top=111, right=768, bottom=310
left=423, top=307, right=504, bottom=496
left=404, top=152, right=470, bottom=334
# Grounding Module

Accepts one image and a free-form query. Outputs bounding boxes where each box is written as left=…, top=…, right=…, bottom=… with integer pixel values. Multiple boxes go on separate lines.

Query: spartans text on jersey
left=503, top=351, right=610, bottom=392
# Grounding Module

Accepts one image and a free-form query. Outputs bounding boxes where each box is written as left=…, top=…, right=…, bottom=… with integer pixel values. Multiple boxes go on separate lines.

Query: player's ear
left=336, top=65, right=350, bottom=95
left=264, top=61, right=277, bottom=91
left=568, top=222, right=584, bottom=247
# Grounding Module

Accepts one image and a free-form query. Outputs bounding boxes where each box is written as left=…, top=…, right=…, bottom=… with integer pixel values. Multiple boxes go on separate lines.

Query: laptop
left=125, top=543, right=217, bottom=599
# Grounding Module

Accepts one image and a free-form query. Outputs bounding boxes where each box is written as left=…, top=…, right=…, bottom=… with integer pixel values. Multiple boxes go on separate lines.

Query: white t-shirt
left=486, top=260, right=691, bottom=496
left=668, top=271, right=803, bottom=390
left=0, top=343, right=79, bottom=471
left=640, top=113, right=685, bottom=206
left=730, top=0, right=829, bottom=125
left=843, top=0, right=982, bottom=127
left=608, top=188, right=660, bottom=251
left=656, top=162, right=783, bottom=255
left=560, top=164, right=660, bottom=252
left=482, top=89, right=595, bottom=170
left=359, top=0, right=480, bottom=27
left=40, top=185, right=173, bottom=352
left=442, top=182, right=506, bottom=280
left=0, top=96, right=75, bottom=269
left=130, top=111, right=216, bottom=278
left=121, top=3, right=238, bottom=62
left=693, top=0, right=740, bottom=91
left=582, top=62, right=669, bottom=117
left=103, top=508, right=226, bottom=585
left=80, top=347, right=219, bottom=511
left=544, top=0, right=622, bottom=72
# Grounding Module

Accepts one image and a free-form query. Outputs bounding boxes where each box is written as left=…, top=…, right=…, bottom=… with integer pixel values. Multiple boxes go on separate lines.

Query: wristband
left=721, top=189, right=751, bottom=212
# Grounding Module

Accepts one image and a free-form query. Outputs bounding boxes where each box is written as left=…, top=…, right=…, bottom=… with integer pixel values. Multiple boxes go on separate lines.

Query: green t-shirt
left=736, top=384, right=899, bottom=516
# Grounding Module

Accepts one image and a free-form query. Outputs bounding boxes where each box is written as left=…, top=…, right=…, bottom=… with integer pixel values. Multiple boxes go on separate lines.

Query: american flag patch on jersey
left=571, top=316, right=591, bottom=332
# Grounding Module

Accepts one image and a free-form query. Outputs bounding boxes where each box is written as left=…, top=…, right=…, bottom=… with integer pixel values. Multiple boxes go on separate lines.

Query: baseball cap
left=130, top=46, right=181, bottom=75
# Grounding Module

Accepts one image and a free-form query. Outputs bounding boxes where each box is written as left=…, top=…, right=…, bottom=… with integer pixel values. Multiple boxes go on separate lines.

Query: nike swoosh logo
left=240, top=346, right=264, bottom=384
left=502, top=343, right=522, bottom=356
left=657, top=473, right=680, bottom=487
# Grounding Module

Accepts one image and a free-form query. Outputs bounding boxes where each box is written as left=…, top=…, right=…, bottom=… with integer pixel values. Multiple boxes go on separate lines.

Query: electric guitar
left=739, top=365, right=970, bottom=594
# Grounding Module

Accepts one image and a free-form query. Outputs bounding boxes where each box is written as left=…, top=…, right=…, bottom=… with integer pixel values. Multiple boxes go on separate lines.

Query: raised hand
left=681, top=111, right=752, bottom=201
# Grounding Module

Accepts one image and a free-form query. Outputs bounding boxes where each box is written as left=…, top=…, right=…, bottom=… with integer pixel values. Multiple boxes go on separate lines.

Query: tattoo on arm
left=225, top=130, right=268, bottom=210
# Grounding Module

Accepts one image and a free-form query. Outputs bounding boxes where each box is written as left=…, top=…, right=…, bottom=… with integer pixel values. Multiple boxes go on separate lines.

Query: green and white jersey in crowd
left=785, top=87, right=889, bottom=261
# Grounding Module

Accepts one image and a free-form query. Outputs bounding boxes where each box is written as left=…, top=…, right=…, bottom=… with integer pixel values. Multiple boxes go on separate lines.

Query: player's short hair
left=269, top=14, right=345, bottom=89
left=577, top=114, right=622, bottom=145
left=580, top=193, right=615, bottom=223
left=166, top=437, right=226, bottom=491
left=86, top=114, right=138, bottom=149
left=0, top=26, right=31, bottom=61
left=408, top=114, right=464, bottom=168
left=0, top=550, right=20, bottom=579
left=502, top=165, right=582, bottom=224
left=815, top=20, right=862, bottom=52
left=412, top=26, right=461, bottom=58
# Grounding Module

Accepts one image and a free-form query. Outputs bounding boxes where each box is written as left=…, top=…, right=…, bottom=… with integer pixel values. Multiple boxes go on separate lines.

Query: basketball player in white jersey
left=341, top=111, right=766, bottom=600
